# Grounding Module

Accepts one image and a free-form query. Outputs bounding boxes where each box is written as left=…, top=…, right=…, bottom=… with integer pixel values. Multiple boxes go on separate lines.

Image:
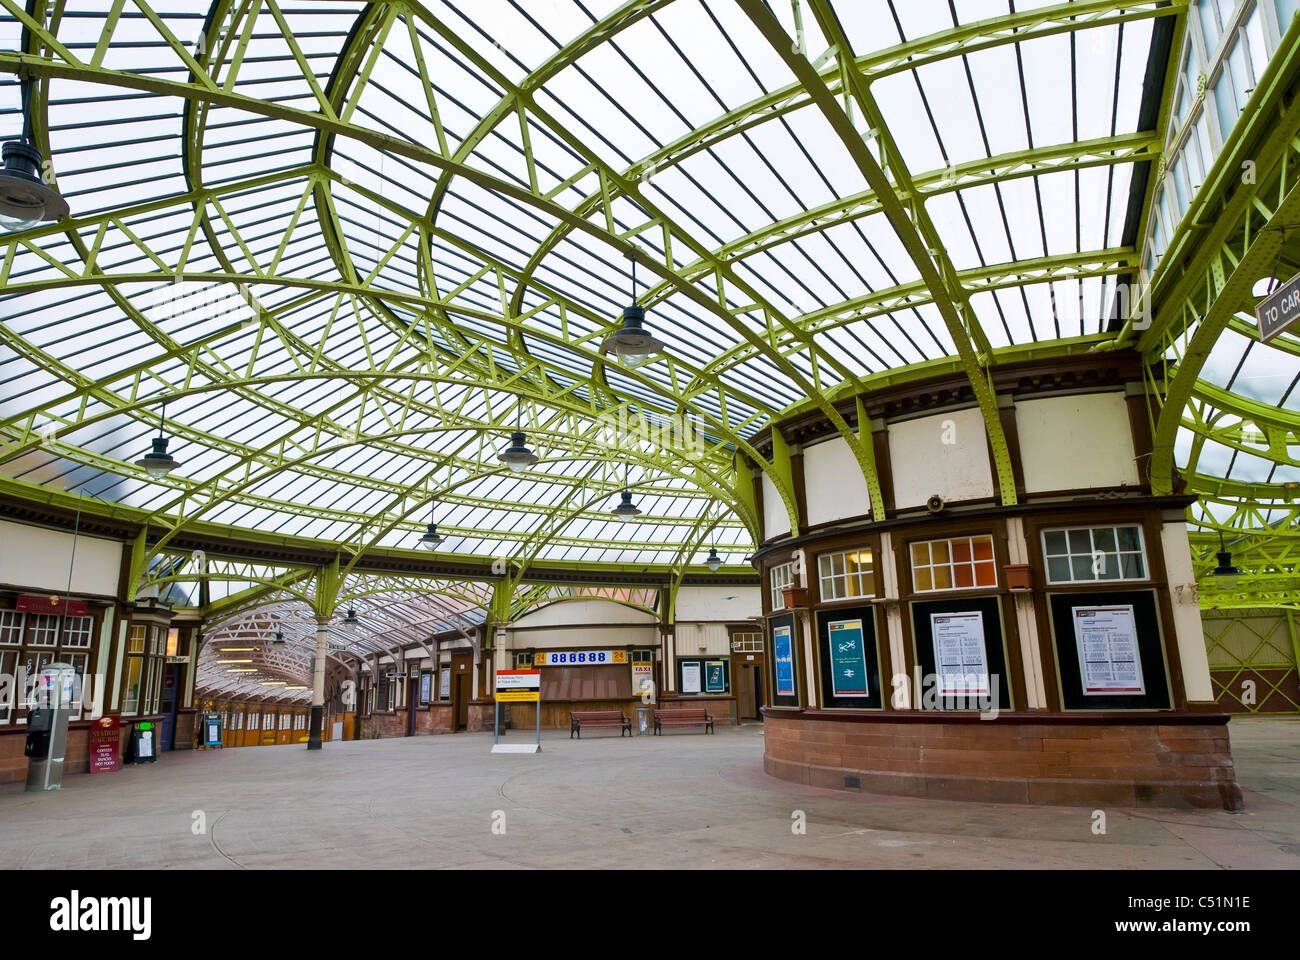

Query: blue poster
left=705, top=660, right=726, bottom=693
left=773, top=624, right=795, bottom=696
left=828, top=619, right=869, bottom=697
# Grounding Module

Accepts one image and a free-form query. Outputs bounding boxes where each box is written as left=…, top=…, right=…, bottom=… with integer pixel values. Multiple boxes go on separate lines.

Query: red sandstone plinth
left=762, top=708, right=1243, bottom=810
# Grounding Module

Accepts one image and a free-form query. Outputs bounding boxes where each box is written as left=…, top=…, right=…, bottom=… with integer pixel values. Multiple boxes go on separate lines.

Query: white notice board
left=1071, top=604, right=1145, bottom=695
left=930, top=611, right=989, bottom=696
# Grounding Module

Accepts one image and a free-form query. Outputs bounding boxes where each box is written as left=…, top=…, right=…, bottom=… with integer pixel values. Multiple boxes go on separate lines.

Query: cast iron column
left=307, top=616, right=329, bottom=749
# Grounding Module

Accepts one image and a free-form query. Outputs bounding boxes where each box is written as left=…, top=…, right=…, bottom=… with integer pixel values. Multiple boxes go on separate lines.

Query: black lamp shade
left=421, top=523, right=445, bottom=549
left=611, top=489, right=641, bottom=520
left=705, top=546, right=721, bottom=572
left=1212, top=550, right=1240, bottom=590
left=134, top=436, right=182, bottom=478
left=499, top=431, right=538, bottom=471
left=0, top=141, right=68, bottom=230
left=602, top=305, right=664, bottom=359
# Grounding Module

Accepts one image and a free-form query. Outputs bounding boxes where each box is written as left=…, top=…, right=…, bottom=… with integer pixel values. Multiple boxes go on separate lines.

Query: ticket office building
left=754, top=355, right=1239, bottom=809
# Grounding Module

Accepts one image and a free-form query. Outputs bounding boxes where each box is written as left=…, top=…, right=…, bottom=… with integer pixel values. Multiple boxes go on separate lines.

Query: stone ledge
left=763, top=713, right=1244, bottom=810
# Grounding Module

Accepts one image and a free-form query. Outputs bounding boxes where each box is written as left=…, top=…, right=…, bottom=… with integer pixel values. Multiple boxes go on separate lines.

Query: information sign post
left=492, top=669, right=542, bottom=754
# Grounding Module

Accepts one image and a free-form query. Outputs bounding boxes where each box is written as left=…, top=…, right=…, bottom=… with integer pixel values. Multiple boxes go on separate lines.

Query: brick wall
left=358, top=705, right=456, bottom=738
left=763, top=711, right=1242, bottom=810
left=467, top=701, right=492, bottom=732
left=358, top=711, right=407, bottom=739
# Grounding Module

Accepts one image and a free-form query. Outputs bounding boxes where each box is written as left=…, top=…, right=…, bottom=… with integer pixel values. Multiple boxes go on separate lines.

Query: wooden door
left=452, top=654, right=471, bottom=730
left=737, top=663, right=756, bottom=719
left=737, top=653, right=766, bottom=720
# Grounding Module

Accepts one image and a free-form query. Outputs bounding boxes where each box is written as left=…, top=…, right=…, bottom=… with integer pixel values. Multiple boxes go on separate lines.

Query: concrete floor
left=2, top=717, right=1297, bottom=869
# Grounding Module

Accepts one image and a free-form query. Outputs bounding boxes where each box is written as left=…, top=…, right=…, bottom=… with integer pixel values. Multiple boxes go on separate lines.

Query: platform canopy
left=0, top=1, right=1296, bottom=692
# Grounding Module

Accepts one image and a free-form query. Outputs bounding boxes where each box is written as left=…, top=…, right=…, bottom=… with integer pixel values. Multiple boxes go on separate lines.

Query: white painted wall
left=1016, top=392, right=1139, bottom=493
left=510, top=626, right=659, bottom=649
left=511, top=598, right=657, bottom=628
left=888, top=407, right=995, bottom=508
left=674, top=586, right=760, bottom=621
left=509, top=598, right=659, bottom=649
left=674, top=622, right=730, bottom=656
left=761, top=471, right=790, bottom=540
left=804, top=436, right=873, bottom=526
left=0, top=518, right=122, bottom=597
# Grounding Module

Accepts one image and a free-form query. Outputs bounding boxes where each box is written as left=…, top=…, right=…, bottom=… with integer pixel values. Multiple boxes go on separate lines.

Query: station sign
left=1255, top=272, right=1300, bottom=343
left=495, top=669, right=541, bottom=702
left=16, top=595, right=87, bottom=617
left=533, top=650, right=627, bottom=666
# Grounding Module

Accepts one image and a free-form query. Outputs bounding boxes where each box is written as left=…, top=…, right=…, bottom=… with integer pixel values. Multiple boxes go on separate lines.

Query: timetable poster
left=420, top=671, right=431, bottom=703
left=773, top=624, right=796, bottom=696
left=1072, top=604, right=1145, bottom=695
left=828, top=619, right=869, bottom=696
left=681, top=661, right=702, bottom=694
left=930, top=611, right=989, bottom=696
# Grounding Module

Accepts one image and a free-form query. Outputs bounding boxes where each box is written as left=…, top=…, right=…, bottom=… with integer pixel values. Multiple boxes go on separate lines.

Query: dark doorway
left=159, top=665, right=179, bottom=750
left=454, top=673, right=468, bottom=730
left=452, top=653, right=472, bottom=731
left=408, top=676, right=419, bottom=736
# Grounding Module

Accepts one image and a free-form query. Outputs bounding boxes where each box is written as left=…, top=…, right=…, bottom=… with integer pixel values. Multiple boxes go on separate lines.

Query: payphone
left=24, top=662, right=77, bottom=792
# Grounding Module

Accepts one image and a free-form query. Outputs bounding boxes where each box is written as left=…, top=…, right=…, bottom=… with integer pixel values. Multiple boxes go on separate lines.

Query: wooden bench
left=653, top=708, right=714, bottom=735
left=570, top=710, right=632, bottom=738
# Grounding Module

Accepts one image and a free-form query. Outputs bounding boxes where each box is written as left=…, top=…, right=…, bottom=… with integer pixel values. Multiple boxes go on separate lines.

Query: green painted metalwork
left=0, top=0, right=1292, bottom=680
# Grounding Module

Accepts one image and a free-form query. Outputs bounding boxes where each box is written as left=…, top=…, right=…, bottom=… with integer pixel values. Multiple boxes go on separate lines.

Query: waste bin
left=126, top=721, right=158, bottom=764
left=635, top=705, right=652, bottom=736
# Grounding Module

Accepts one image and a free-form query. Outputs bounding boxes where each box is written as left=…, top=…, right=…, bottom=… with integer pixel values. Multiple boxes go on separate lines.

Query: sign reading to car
left=1255, top=272, right=1300, bottom=343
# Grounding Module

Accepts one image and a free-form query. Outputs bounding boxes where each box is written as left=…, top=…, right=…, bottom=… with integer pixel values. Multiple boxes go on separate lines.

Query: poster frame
left=1046, top=589, right=1172, bottom=710
left=908, top=595, right=1013, bottom=711
left=814, top=604, right=883, bottom=710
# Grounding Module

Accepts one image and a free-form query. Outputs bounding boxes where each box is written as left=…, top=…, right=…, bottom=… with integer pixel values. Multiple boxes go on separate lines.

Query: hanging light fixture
left=420, top=523, right=445, bottom=548
left=601, top=254, right=664, bottom=361
left=1211, top=534, right=1240, bottom=591
left=134, top=403, right=183, bottom=479
left=705, top=546, right=722, bottom=572
left=343, top=607, right=359, bottom=627
left=610, top=490, right=641, bottom=521
left=420, top=507, right=445, bottom=550
left=0, top=73, right=69, bottom=232
left=498, top=418, right=538, bottom=472
left=610, top=459, right=641, bottom=521
left=272, top=631, right=285, bottom=646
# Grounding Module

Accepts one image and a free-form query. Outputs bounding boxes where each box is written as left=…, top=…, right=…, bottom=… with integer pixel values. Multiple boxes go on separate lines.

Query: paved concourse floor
left=1, top=718, right=1297, bottom=870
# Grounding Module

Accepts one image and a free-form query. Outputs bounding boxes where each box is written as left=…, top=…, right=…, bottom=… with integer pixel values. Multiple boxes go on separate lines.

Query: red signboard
left=89, top=716, right=121, bottom=774
left=16, top=594, right=88, bottom=618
